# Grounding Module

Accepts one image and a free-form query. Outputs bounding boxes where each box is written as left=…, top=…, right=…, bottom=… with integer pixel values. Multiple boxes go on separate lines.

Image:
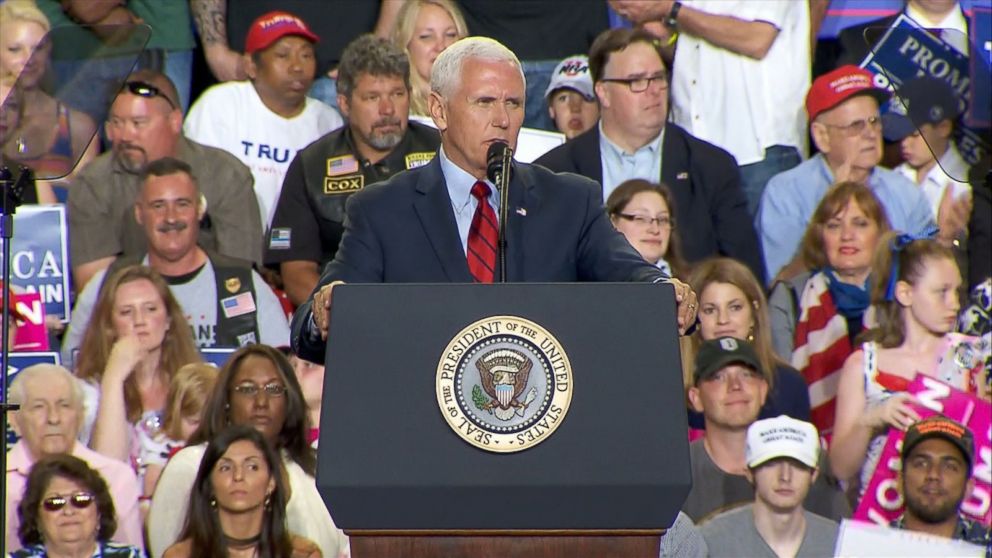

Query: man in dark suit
left=291, top=36, right=698, bottom=363
left=534, top=27, right=766, bottom=284
left=836, top=0, right=968, bottom=67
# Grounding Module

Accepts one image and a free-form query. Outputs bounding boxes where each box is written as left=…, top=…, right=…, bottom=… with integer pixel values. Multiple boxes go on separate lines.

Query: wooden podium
left=316, top=283, right=691, bottom=557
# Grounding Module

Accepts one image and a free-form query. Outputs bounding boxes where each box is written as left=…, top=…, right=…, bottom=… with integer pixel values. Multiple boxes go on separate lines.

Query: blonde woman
left=391, top=0, right=467, bottom=116
left=0, top=0, right=98, bottom=183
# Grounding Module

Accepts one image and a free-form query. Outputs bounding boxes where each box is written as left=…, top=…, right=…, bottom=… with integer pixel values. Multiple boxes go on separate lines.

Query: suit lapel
left=504, top=162, right=538, bottom=282
left=661, top=125, right=690, bottom=188
left=413, top=159, right=474, bottom=282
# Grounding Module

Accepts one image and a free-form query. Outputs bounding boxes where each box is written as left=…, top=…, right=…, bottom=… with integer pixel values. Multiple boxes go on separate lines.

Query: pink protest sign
left=11, top=291, right=48, bottom=352
left=854, top=375, right=991, bottom=526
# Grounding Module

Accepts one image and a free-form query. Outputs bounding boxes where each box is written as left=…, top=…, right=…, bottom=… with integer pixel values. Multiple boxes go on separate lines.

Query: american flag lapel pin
left=516, top=207, right=527, bottom=216
left=676, top=172, right=689, bottom=180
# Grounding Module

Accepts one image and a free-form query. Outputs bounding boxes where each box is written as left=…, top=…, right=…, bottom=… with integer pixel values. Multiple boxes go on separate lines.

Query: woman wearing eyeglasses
left=148, top=345, right=348, bottom=558
left=606, top=179, right=688, bottom=279
left=12, top=454, right=142, bottom=558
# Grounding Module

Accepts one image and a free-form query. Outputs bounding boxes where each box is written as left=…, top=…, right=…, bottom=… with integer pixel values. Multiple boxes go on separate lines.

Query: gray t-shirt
left=682, top=439, right=850, bottom=524
left=700, top=505, right=839, bottom=558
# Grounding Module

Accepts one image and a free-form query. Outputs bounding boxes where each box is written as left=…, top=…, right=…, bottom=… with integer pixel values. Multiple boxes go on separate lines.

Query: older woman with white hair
left=4, top=363, right=144, bottom=552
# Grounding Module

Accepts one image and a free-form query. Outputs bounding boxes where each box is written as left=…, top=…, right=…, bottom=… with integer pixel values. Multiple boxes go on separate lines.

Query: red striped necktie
left=467, top=181, right=498, bottom=283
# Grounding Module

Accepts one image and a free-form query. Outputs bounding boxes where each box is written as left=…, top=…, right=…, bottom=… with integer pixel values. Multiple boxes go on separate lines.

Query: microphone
left=484, top=141, right=512, bottom=282
left=486, top=141, right=512, bottom=186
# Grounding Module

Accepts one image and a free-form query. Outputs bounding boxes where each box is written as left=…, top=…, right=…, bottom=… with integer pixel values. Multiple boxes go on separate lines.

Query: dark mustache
left=372, top=117, right=402, bottom=128
left=157, top=221, right=188, bottom=233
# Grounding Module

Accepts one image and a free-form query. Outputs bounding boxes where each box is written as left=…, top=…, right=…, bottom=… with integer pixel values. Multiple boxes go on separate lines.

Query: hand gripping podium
left=315, top=283, right=691, bottom=557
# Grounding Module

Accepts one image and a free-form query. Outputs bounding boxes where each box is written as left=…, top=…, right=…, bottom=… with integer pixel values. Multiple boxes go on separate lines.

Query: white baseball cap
left=545, top=55, right=595, bottom=102
left=746, top=416, right=819, bottom=469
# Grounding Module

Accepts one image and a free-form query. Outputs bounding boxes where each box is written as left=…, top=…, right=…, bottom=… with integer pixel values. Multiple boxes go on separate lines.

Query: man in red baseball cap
left=756, top=65, right=941, bottom=281
left=184, top=11, right=343, bottom=231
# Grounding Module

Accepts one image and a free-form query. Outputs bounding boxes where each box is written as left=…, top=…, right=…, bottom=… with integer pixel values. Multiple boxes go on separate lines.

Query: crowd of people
left=1, top=0, right=990, bottom=557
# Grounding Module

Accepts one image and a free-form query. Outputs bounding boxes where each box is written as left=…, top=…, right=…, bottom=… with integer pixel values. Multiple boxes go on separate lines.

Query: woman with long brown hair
left=75, top=265, right=201, bottom=465
left=149, top=345, right=347, bottom=558
left=684, top=258, right=810, bottom=429
left=163, top=425, right=320, bottom=558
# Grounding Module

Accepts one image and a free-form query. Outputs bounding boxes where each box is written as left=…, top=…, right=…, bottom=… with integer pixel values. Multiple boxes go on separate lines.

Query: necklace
left=225, top=532, right=261, bottom=549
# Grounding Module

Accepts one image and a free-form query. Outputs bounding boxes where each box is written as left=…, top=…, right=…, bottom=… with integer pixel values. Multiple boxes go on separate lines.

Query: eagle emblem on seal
left=474, top=349, right=539, bottom=421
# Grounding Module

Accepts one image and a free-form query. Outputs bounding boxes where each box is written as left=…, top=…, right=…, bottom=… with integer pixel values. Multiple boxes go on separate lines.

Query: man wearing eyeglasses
left=757, top=65, right=939, bottom=282
left=68, top=70, right=263, bottom=291
left=5, top=364, right=143, bottom=553
left=535, top=27, right=765, bottom=284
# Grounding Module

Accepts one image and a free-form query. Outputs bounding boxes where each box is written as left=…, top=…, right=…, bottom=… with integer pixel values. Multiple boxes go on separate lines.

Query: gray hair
left=337, top=34, right=411, bottom=99
left=430, top=37, right=525, bottom=98
left=8, top=364, right=85, bottom=411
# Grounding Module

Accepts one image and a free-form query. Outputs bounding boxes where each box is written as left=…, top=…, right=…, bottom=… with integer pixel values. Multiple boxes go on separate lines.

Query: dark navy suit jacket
left=534, top=124, right=766, bottom=283
left=291, top=156, right=667, bottom=362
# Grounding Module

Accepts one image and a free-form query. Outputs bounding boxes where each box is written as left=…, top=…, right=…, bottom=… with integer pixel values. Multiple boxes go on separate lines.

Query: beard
left=114, top=143, right=148, bottom=173
left=904, top=488, right=965, bottom=524
left=362, top=117, right=405, bottom=151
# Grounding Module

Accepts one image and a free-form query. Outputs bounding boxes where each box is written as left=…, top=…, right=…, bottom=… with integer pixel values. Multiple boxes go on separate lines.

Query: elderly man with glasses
left=535, top=27, right=765, bottom=284
left=4, top=364, right=143, bottom=553
left=757, top=65, right=944, bottom=282
left=67, top=69, right=263, bottom=290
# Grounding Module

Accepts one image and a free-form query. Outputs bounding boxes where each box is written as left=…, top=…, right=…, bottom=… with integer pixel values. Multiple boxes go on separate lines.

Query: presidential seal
left=436, top=316, right=573, bottom=453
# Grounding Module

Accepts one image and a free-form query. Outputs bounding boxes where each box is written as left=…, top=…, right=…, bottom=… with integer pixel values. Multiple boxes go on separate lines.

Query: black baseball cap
left=693, top=337, right=763, bottom=384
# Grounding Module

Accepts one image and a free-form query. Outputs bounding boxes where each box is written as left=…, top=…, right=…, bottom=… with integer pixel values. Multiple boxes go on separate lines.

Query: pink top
left=4, top=441, right=145, bottom=553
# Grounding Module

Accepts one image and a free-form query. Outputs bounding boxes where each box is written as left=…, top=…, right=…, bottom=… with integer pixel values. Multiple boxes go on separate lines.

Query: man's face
left=106, top=93, right=182, bottom=173
left=429, top=57, right=525, bottom=179
left=135, top=172, right=200, bottom=262
left=813, top=95, right=882, bottom=173
left=594, top=41, right=668, bottom=139
left=248, top=36, right=317, bottom=110
left=688, top=363, right=768, bottom=431
left=548, top=88, right=599, bottom=140
left=12, top=373, right=80, bottom=459
left=338, top=73, right=410, bottom=155
left=901, top=438, right=973, bottom=524
left=747, top=458, right=818, bottom=513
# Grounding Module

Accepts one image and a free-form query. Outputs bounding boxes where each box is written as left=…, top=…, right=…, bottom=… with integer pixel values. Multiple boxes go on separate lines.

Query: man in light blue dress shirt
left=758, top=66, right=944, bottom=281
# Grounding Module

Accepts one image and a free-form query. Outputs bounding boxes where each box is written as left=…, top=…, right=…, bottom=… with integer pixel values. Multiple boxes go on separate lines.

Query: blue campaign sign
left=1, top=205, right=72, bottom=321
left=970, top=7, right=992, bottom=127
left=201, top=347, right=237, bottom=368
left=4, top=351, right=62, bottom=450
left=860, top=14, right=988, bottom=166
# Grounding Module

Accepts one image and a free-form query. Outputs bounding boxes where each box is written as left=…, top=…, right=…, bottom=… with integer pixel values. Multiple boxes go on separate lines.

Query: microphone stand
left=0, top=163, right=29, bottom=558
left=495, top=149, right=512, bottom=283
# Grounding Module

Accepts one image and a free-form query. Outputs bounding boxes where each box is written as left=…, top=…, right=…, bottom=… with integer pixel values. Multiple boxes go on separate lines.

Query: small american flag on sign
left=222, top=292, right=257, bottom=318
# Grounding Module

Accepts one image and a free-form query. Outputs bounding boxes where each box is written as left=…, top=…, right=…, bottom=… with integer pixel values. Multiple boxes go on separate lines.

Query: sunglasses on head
left=124, top=80, right=176, bottom=109
left=42, top=492, right=95, bottom=512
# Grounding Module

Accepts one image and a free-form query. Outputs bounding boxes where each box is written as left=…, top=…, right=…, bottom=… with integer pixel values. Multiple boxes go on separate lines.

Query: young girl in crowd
left=830, top=231, right=989, bottom=497
left=75, top=266, right=202, bottom=465
left=139, top=363, right=219, bottom=508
